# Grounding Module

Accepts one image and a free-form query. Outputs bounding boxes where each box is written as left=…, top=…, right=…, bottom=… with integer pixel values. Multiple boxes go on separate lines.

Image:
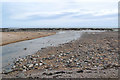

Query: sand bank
left=0, top=32, right=56, bottom=46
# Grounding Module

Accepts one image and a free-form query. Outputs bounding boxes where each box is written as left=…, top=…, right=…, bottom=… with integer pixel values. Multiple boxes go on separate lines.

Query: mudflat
left=0, top=31, right=56, bottom=46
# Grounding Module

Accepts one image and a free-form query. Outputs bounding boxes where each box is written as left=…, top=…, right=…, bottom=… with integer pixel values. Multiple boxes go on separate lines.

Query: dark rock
left=54, top=71, right=65, bottom=74
left=24, top=48, right=27, bottom=50
left=85, top=70, right=92, bottom=73
left=42, top=72, right=53, bottom=76
left=65, top=53, right=70, bottom=54
left=76, top=70, right=84, bottom=73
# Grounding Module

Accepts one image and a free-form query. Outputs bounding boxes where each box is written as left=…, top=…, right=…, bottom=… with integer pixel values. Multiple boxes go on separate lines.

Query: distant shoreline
left=0, top=28, right=118, bottom=32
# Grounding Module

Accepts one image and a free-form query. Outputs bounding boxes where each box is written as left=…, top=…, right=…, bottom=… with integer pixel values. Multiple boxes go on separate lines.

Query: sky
left=1, top=0, right=119, bottom=28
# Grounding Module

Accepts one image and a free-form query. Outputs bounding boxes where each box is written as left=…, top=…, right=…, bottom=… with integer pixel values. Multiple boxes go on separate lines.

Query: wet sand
left=1, top=31, right=56, bottom=46
left=2, top=31, right=120, bottom=78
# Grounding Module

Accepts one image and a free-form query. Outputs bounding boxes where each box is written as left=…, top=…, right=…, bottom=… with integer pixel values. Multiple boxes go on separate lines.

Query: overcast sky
left=1, top=0, right=119, bottom=28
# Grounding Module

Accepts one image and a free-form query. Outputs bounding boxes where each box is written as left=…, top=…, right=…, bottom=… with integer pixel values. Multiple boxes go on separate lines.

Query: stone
left=66, top=53, right=70, bottom=54
left=79, top=45, right=83, bottom=47
left=23, top=69, right=27, bottom=72
left=85, top=70, right=92, bottom=73
left=37, top=55, right=40, bottom=57
left=58, top=55, right=61, bottom=57
left=76, top=62, right=81, bottom=65
left=42, top=72, right=53, bottom=76
left=28, top=64, right=34, bottom=68
left=35, top=63, right=39, bottom=66
left=54, top=71, right=65, bottom=74
left=12, top=65, right=16, bottom=68
left=76, top=70, right=84, bottom=73
left=39, top=60, right=43, bottom=63
left=39, top=63, right=43, bottom=66
left=24, top=48, right=27, bottom=50
left=48, top=68, right=52, bottom=70
left=69, top=59, right=73, bottom=62
left=44, top=66, right=50, bottom=69
left=23, top=66, right=27, bottom=69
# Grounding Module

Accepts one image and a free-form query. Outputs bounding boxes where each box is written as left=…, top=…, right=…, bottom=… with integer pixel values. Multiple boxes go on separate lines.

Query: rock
left=69, top=59, right=73, bottom=62
left=66, top=61, right=70, bottom=64
left=12, top=65, right=16, bottom=69
left=37, top=55, right=40, bottom=57
left=76, top=70, right=84, bottom=73
left=33, top=58, right=37, bottom=61
left=39, top=63, right=43, bottom=66
left=28, top=64, right=34, bottom=68
left=85, top=70, right=92, bottom=73
left=58, top=55, right=61, bottom=57
left=66, top=53, right=70, bottom=54
left=24, top=48, right=27, bottom=50
left=48, top=68, right=52, bottom=70
left=42, top=72, right=53, bottom=76
left=23, top=69, right=27, bottom=72
left=79, top=45, right=83, bottom=47
left=54, top=71, right=65, bottom=74
left=35, top=63, right=39, bottom=66
left=44, top=66, right=50, bottom=69
left=74, top=59, right=78, bottom=62
left=60, top=53, right=64, bottom=56
left=40, top=60, right=43, bottom=63
left=22, top=66, right=27, bottom=69
left=76, top=62, right=81, bottom=65
left=51, top=55, right=55, bottom=57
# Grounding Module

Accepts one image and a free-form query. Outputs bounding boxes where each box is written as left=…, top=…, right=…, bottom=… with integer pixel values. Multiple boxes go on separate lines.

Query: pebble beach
left=2, top=31, right=120, bottom=78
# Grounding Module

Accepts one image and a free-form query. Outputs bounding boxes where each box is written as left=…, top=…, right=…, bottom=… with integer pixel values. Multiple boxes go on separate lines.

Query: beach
left=2, top=30, right=119, bottom=78
left=1, top=31, right=56, bottom=46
